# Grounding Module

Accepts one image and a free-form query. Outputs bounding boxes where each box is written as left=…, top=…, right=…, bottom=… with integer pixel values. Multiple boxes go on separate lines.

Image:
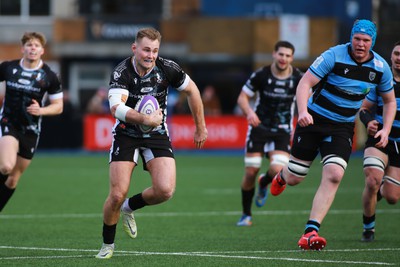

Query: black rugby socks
left=0, top=182, right=15, bottom=212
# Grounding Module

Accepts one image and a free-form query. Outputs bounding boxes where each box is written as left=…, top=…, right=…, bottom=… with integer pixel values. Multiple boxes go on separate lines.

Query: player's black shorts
left=0, top=121, right=39, bottom=160
left=245, top=126, right=291, bottom=155
left=365, top=136, right=400, bottom=168
left=291, top=115, right=354, bottom=163
left=109, top=133, right=174, bottom=170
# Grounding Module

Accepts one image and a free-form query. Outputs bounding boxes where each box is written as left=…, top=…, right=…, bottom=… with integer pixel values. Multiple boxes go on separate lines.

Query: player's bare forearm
left=28, top=98, right=63, bottom=116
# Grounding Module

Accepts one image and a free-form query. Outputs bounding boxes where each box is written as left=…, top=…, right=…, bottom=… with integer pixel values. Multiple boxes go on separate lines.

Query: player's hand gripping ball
left=134, top=95, right=160, bottom=133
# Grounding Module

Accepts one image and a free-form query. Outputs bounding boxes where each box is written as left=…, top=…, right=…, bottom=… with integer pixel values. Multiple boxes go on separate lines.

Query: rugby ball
left=134, top=95, right=160, bottom=133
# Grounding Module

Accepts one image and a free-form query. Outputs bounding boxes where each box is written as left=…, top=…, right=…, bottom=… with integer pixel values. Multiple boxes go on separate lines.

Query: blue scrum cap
left=350, top=19, right=377, bottom=48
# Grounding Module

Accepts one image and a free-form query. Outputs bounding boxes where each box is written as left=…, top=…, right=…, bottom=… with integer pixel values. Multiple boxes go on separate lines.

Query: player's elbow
left=57, top=105, right=63, bottom=115
left=53, top=102, right=63, bottom=115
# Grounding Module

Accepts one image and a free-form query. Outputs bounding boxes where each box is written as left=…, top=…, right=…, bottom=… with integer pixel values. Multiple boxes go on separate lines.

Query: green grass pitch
left=0, top=151, right=399, bottom=266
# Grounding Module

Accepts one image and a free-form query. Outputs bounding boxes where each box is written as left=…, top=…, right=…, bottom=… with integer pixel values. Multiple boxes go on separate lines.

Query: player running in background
left=236, top=41, right=303, bottom=226
left=360, top=41, right=400, bottom=242
left=0, top=32, right=63, bottom=212
left=96, top=28, right=207, bottom=259
left=269, top=19, right=396, bottom=250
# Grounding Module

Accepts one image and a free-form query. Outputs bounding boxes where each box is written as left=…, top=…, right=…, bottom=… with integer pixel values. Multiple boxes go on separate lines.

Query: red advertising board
left=83, top=114, right=360, bottom=151
left=83, top=114, right=115, bottom=151
left=83, top=114, right=248, bottom=151
left=169, top=115, right=248, bottom=149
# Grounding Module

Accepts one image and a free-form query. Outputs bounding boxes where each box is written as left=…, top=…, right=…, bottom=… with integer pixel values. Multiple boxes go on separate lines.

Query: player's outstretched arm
left=183, top=78, right=208, bottom=148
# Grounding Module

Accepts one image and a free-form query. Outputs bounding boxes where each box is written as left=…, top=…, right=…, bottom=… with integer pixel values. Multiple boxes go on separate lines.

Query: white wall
left=51, top=0, right=78, bottom=17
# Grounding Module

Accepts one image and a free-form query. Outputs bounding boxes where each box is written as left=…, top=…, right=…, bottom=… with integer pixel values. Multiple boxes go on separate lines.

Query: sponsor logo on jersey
left=363, top=87, right=371, bottom=94
left=18, top=79, right=31, bottom=85
left=274, top=88, right=286, bottom=94
left=141, top=87, right=153, bottom=93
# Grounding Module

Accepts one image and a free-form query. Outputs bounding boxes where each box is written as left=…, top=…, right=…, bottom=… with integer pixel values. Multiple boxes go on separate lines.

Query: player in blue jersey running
left=359, top=41, right=400, bottom=242
left=269, top=19, right=397, bottom=250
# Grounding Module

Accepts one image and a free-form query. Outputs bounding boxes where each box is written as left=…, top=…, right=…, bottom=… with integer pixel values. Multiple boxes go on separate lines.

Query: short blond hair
left=135, top=28, right=162, bottom=43
left=21, top=32, right=47, bottom=47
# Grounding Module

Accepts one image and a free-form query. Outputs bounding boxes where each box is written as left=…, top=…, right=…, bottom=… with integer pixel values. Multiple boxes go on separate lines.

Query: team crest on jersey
left=113, top=71, right=121, bottom=81
left=369, top=72, right=376, bottom=81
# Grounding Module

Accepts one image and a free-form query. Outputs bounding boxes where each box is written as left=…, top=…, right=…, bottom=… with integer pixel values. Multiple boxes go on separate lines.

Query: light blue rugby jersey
left=366, top=80, right=400, bottom=142
left=308, top=43, right=393, bottom=123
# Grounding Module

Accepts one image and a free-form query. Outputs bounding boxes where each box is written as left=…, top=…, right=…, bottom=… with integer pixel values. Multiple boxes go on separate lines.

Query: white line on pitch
left=0, top=209, right=399, bottom=220
left=0, top=246, right=397, bottom=265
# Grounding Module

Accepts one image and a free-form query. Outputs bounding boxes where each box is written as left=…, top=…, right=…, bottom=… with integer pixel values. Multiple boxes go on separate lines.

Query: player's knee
left=156, top=186, right=175, bottom=203
left=325, top=170, right=344, bottom=184
left=382, top=176, right=400, bottom=204
left=108, top=191, right=126, bottom=207
left=162, top=188, right=175, bottom=201
left=365, top=175, right=382, bottom=190
left=364, top=166, right=384, bottom=190
left=385, top=195, right=398, bottom=205
left=284, top=174, right=303, bottom=186
left=0, top=163, right=14, bottom=176
left=244, top=167, right=259, bottom=182
left=322, top=155, right=347, bottom=183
